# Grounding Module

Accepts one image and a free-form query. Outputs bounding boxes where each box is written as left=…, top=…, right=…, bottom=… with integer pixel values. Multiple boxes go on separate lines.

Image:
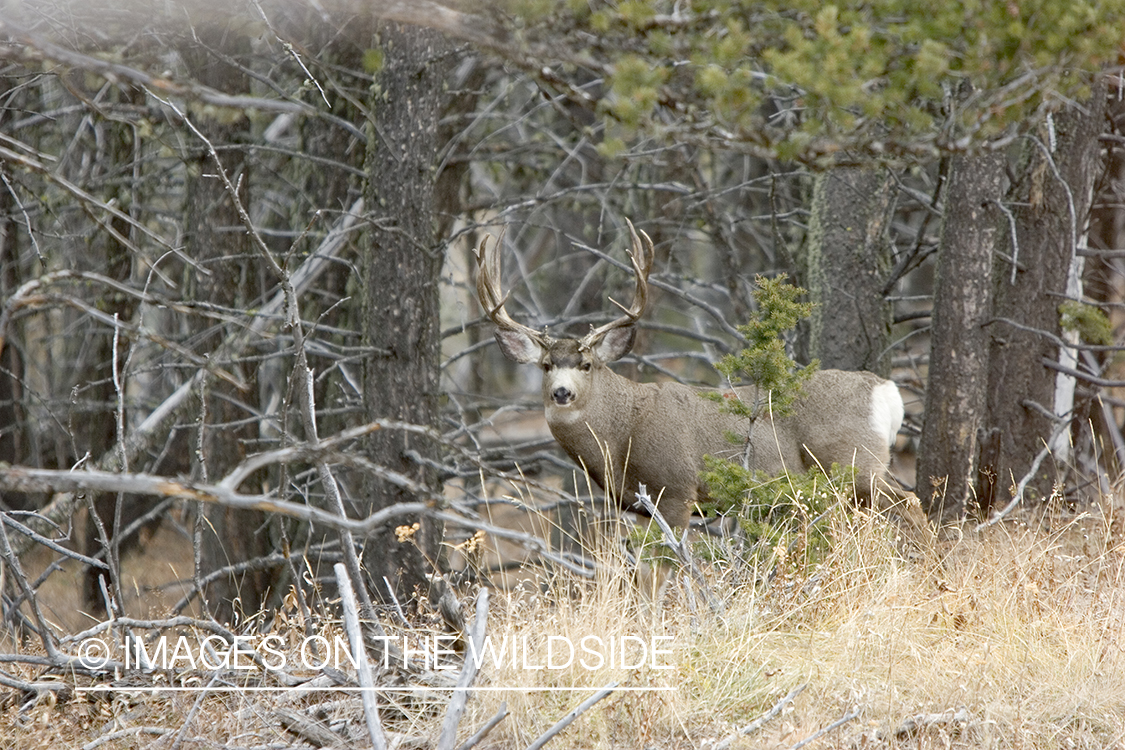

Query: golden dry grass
left=2, top=489, right=1124, bottom=749
left=449, top=497, right=1125, bottom=750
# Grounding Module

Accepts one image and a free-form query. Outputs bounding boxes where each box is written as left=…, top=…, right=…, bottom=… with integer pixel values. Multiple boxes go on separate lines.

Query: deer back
left=546, top=366, right=900, bottom=525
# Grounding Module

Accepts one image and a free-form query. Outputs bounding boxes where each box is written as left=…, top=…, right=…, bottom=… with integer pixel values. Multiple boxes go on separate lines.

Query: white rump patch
left=868, top=380, right=905, bottom=449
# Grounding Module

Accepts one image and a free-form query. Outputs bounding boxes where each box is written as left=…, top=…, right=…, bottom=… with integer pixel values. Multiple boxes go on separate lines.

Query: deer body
left=537, top=342, right=901, bottom=528
left=476, top=222, right=904, bottom=529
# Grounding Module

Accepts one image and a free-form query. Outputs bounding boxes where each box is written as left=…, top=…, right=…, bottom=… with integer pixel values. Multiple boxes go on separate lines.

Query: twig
left=438, top=587, right=490, bottom=750
left=713, top=683, right=808, bottom=750
left=383, top=576, right=412, bottom=628
left=524, top=683, right=618, bottom=750
left=0, top=513, right=108, bottom=569
left=169, top=673, right=221, bottom=750
left=976, top=416, right=1070, bottom=530
left=454, top=702, right=509, bottom=750
left=0, top=464, right=431, bottom=536
left=333, top=563, right=387, bottom=750
left=430, top=509, right=595, bottom=579
left=631, top=485, right=724, bottom=614
left=788, top=705, right=861, bottom=750
left=0, top=521, right=61, bottom=661
left=7, top=197, right=365, bottom=557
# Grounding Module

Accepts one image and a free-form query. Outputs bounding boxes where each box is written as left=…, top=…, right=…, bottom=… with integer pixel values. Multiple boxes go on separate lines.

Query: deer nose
left=552, top=387, right=574, bottom=405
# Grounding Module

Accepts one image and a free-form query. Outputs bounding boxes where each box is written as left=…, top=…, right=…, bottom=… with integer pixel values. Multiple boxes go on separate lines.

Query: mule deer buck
left=475, top=221, right=907, bottom=529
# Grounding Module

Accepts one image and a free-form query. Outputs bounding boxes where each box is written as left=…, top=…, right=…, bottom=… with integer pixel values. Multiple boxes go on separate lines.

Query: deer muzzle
left=551, top=386, right=574, bottom=406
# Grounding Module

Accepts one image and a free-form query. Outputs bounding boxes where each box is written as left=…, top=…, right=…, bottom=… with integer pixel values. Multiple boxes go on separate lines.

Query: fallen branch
left=524, top=683, right=618, bottom=750
left=788, top=705, right=861, bottom=750
left=334, top=563, right=387, bottom=750
left=437, top=587, right=490, bottom=750
left=713, top=683, right=808, bottom=750
left=455, top=702, right=509, bottom=750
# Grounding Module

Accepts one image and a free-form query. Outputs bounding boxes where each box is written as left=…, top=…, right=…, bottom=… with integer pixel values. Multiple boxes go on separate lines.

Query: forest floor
left=2, top=483, right=1124, bottom=750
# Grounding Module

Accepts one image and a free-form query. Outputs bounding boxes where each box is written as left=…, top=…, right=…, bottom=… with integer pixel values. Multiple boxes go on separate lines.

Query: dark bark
left=802, top=167, right=896, bottom=375
left=0, top=93, right=28, bottom=510
left=979, top=85, right=1107, bottom=515
left=181, top=26, right=273, bottom=623
left=916, top=150, right=1005, bottom=521
left=1082, top=97, right=1125, bottom=474
left=360, top=22, right=453, bottom=607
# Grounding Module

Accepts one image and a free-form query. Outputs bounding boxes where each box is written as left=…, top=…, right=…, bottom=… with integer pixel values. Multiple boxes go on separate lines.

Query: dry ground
left=2, top=486, right=1123, bottom=750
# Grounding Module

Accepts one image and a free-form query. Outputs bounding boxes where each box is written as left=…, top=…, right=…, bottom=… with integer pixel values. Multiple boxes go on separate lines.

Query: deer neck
left=545, top=367, right=640, bottom=460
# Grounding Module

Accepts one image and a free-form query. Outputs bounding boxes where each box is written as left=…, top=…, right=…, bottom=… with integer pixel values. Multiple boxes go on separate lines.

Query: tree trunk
left=360, top=22, right=452, bottom=607
left=916, top=152, right=1005, bottom=521
left=979, top=85, right=1106, bottom=515
left=802, top=167, right=896, bottom=375
left=181, top=26, right=273, bottom=623
left=80, top=97, right=142, bottom=612
left=1082, top=97, right=1125, bottom=475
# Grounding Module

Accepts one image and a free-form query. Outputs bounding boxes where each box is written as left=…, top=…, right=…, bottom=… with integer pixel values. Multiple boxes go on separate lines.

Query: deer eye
left=541, top=362, right=553, bottom=373
left=580, top=362, right=592, bottom=372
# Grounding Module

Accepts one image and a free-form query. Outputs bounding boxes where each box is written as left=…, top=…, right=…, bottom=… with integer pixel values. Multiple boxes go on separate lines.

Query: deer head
left=475, top=220, right=654, bottom=413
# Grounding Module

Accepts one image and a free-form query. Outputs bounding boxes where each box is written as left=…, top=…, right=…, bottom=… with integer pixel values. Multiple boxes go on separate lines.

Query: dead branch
left=0, top=464, right=431, bottom=537
left=454, top=702, right=509, bottom=750
left=787, top=705, right=862, bottom=750
left=713, top=682, right=808, bottom=750
left=0, top=20, right=312, bottom=116
left=524, top=682, right=618, bottom=750
left=631, top=484, right=724, bottom=614
left=437, top=587, right=489, bottom=750
left=333, top=563, right=387, bottom=750
left=6, top=197, right=364, bottom=557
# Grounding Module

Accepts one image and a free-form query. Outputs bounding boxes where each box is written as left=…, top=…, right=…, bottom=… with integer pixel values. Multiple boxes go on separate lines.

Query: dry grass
left=449, top=496, right=1125, bottom=750
left=3, top=489, right=1124, bottom=749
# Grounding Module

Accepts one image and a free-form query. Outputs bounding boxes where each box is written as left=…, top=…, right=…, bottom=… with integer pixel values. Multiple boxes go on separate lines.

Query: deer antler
left=474, top=229, right=550, bottom=346
left=580, top=219, right=655, bottom=348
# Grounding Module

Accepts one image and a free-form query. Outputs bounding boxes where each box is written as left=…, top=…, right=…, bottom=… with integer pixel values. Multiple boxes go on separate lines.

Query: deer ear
left=592, top=326, right=636, bottom=362
left=494, top=330, right=543, bottom=364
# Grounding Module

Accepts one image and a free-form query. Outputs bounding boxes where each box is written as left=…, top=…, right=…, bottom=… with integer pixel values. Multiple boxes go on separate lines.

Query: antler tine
left=581, top=218, right=655, bottom=347
left=474, top=228, right=548, bottom=343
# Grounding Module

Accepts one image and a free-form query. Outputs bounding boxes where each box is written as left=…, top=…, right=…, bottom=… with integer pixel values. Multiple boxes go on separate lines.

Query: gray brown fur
left=476, top=222, right=904, bottom=529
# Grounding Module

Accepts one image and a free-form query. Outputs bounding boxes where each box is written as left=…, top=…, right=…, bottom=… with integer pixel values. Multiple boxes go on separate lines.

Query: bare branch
left=0, top=20, right=313, bottom=116
left=6, top=198, right=364, bottom=557
left=0, top=464, right=432, bottom=537
left=524, top=683, right=619, bottom=750
left=437, top=587, right=489, bottom=750
left=334, top=563, right=387, bottom=750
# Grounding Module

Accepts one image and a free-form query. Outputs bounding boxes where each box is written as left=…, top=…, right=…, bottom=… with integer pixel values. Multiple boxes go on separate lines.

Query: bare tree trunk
left=360, top=22, right=453, bottom=607
left=1081, top=97, right=1125, bottom=477
left=916, top=152, right=1005, bottom=521
left=0, top=86, right=29, bottom=509
left=80, top=103, right=141, bottom=612
left=979, top=84, right=1106, bottom=515
left=181, top=26, right=273, bottom=623
left=802, top=167, right=896, bottom=375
